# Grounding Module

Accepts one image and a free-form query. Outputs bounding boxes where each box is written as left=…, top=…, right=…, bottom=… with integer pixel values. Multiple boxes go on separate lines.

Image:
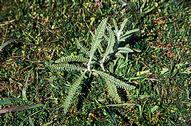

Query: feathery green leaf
left=62, top=73, right=85, bottom=114
left=105, top=79, right=122, bottom=103
left=100, top=27, right=115, bottom=65
left=75, top=38, right=89, bottom=55
left=93, top=70, right=135, bottom=90
left=113, top=19, right=118, bottom=32
left=120, top=29, right=139, bottom=41
left=88, top=18, right=108, bottom=70
left=55, top=55, right=88, bottom=63
left=118, top=47, right=134, bottom=54
left=48, top=63, right=86, bottom=72
left=119, top=18, right=128, bottom=34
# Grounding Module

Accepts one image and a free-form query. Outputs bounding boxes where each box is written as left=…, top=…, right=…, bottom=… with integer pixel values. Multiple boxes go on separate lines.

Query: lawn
left=0, top=0, right=191, bottom=125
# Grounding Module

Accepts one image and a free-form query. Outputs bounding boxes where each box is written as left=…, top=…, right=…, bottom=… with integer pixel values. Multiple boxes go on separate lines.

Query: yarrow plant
left=46, top=18, right=139, bottom=114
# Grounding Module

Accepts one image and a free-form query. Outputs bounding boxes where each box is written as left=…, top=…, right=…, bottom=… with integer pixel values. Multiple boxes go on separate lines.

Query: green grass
left=0, top=0, right=191, bottom=125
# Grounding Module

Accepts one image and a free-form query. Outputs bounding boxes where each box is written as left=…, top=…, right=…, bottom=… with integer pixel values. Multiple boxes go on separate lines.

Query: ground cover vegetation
left=0, top=0, right=191, bottom=125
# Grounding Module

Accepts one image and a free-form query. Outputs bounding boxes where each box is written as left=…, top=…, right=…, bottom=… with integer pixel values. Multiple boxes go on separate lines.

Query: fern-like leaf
left=55, top=55, right=88, bottom=63
left=112, top=19, right=118, bottom=33
left=119, top=18, right=128, bottom=34
left=120, top=29, right=139, bottom=42
left=48, top=63, right=86, bottom=72
left=93, top=70, right=135, bottom=90
left=75, top=38, right=89, bottom=56
left=113, top=18, right=128, bottom=42
left=105, top=79, right=122, bottom=103
left=95, top=18, right=108, bottom=39
left=88, top=18, right=108, bottom=70
left=100, top=27, right=115, bottom=70
left=62, top=73, right=85, bottom=114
